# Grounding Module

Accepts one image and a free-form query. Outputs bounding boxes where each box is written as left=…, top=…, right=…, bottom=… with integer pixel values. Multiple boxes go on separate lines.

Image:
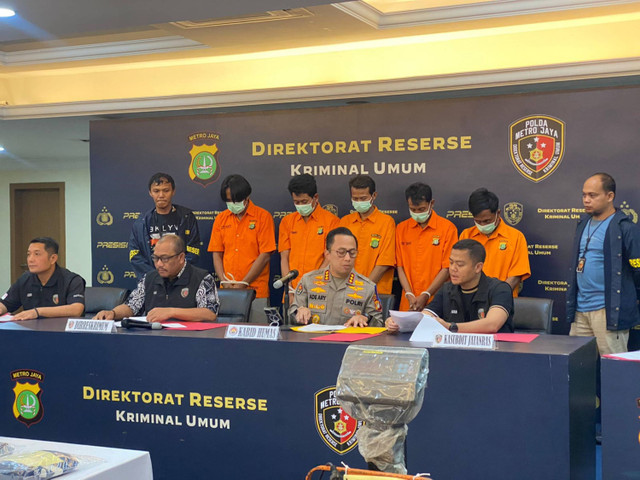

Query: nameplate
left=224, top=325, right=279, bottom=341
left=65, top=319, right=116, bottom=334
left=431, top=332, right=496, bottom=350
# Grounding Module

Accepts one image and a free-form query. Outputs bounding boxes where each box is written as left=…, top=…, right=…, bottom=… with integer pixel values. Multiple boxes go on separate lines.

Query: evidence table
left=0, top=436, right=153, bottom=479
left=0, top=320, right=596, bottom=480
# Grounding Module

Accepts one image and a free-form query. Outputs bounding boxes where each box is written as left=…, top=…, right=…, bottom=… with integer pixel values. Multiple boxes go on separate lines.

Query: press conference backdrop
left=90, top=85, right=640, bottom=334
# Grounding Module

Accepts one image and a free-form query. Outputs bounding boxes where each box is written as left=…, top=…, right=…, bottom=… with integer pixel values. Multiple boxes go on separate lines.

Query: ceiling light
left=0, top=146, right=5, bottom=152
left=0, top=8, right=15, bottom=17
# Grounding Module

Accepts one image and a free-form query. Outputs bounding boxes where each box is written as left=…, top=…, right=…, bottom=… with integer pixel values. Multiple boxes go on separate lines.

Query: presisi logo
left=188, top=132, right=221, bottom=188
left=11, top=369, right=44, bottom=427
left=446, top=210, right=473, bottom=219
left=122, top=212, right=141, bottom=220
left=315, top=386, right=362, bottom=455
left=509, top=115, right=565, bottom=183
left=96, top=207, right=113, bottom=226
left=503, top=202, right=523, bottom=226
left=97, top=265, right=114, bottom=285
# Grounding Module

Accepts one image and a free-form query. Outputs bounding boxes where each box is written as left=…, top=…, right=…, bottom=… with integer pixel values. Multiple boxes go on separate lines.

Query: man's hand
left=94, top=310, right=115, bottom=320
left=405, top=292, right=417, bottom=310
left=295, top=307, right=311, bottom=325
left=412, top=293, right=430, bottom=312
left=344, top=314, right=369, bottom=328
left=12, top=309, right=38, bottom=321
left=433, top=316, right=450, bottom=330
left=385, top=317, right=399, bottom=333
left=147, top=308, right=175, bottom=323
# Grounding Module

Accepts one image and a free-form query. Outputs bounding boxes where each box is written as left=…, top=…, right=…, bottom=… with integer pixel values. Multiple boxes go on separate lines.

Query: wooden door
left=10, top=183, right=65, bottom=283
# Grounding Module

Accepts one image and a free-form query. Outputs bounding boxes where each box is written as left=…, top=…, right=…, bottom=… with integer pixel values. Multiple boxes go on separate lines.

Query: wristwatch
left=448, top=322, right=458, bottom=333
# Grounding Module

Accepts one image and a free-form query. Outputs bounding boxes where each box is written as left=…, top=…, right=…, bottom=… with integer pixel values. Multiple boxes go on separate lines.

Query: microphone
left=273, top=270, right=299, bottom=289
left=121, top=318, right=163, bottom=330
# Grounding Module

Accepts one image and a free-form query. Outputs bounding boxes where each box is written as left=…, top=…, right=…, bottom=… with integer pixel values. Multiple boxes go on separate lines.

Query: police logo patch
left=296, top=284, right=304, bottom=295
left=509, top=115, right=565, bottom=183
left=374, top=297, right=382, bottom=312
left=11, top=369, right=45, bottom=427
left=249, top=221, right=256, bottom=230
left=317, top=227, right=324, bottom=235
left=432, top=236, right=440, bottom=246
left=188, top=133, right=221, bottom=188
left=314, top=386, right=362, bottom=455
left=311, top=314, right=321, bottom=324
left=499, top=242, right=507, bottom=250
left=181, top=288, right=189, bottom=298
left=504, top=202, right=524, bottom=226
left=52, top=294, right=59, bottom=305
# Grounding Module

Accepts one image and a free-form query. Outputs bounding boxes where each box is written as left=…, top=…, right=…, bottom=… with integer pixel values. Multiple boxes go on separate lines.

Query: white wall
left=0, top=166, right=92, bottom=292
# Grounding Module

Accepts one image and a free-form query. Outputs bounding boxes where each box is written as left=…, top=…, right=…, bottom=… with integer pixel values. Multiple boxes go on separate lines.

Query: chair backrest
left=84, top=286, right=129, bottom=315
left=378, top=294, right=396, bottom=321
left=217, top=289, right=256, bottom=323
left=512, top=297, right=553, bottom=334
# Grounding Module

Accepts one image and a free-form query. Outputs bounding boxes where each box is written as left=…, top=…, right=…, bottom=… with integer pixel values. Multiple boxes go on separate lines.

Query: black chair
left=512, top=297, right=553, bottom=334
left=217, top=289, right=256, bottom=323
left=378, top=294, right=396, bottom=321
left=84, top=286, right=129, bottom=317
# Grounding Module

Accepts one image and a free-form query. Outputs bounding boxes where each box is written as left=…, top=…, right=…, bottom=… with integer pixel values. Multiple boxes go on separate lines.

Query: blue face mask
left=226, top=200, right=246, bottom=215
left=295, top=203, right=315, bottom=217
left=410, top=206, right=431, bottom=224
left=352, top=199, right=372, bottom=214
left=475, top=213, right=499, bottom=235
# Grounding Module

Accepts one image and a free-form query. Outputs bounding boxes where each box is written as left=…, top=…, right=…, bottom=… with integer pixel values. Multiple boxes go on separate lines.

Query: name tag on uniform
left=432, top=333, right=495, bottom=350
left=65, top=319, right=116, bottom=334
left=225, top=325, right=279, bottom=341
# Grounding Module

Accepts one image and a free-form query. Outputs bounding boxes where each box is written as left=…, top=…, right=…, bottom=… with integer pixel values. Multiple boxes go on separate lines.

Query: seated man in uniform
left=0, top=237, right=85, bottom=320
left=94, top=235, right=218, bottom=322
left=289, top=227, right=383, bottom=327
left=386, top=239, right=514, bottom=334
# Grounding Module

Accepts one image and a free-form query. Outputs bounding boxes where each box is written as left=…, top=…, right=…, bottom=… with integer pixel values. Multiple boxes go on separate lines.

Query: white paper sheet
left=409, top=313, right=450, bottom=343
left=295, top=324, right=346, bottom=332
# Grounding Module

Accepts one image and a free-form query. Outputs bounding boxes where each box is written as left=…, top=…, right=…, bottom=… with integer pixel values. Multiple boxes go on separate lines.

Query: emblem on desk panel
left=509, top=115, right=565, bottom=183
left=96, top=207, right=113, bottom=226
left=504, top=202, right=523, bottom=226
left=97, top=266, right=114, bottom=285
left=188, top=131, right=221, bottom=188
left=315, top=386, right=362, bottom=454
left=10, top=369, right=44, bottom=427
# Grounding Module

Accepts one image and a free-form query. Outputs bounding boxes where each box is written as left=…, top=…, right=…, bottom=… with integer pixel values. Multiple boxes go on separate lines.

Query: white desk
left=0, top=437, right=153, bottom=479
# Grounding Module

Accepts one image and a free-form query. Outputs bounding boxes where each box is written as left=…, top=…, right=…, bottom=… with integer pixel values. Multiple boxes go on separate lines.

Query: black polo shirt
left=426, top=272, right=514, bottom=333
left=1, top=265, right=86, bottom=314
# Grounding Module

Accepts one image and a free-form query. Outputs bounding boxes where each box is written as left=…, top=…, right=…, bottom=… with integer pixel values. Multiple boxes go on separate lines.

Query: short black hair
left=148, top=172, right=175, bottom=190
left=30, top=237, right=59, bottom=255
left=452, top=239, right=486, bottom=264
left=348, top=175, right=376, bottom=195
left=468, top=188, right=499, bottom=216
left=156, top=234, right=185, bottom=254
left=288, top=174, right=317, bottom=197
left=220, top=174, right=252, bottom=203
left=592, top=172, right=616, bottom=197
left=405, top=182, right=432, bottom=204
left=326, top=227, right=358, bottom=250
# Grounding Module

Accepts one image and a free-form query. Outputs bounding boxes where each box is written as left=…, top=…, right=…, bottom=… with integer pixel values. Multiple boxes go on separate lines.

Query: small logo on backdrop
left=97, top=265, right=114, bottom=285
left=620, top=202, right=638, bottom=224
left=323, top=204, right=339, bottom=217
left=188, top=132, right=221, bottom=187
left=503, top=202, right=523, bottom=226
left=11, top=369, right=44, bottom=427
left=315, top=386, right=362, bottom=454
left=96, top=207, right=113, bottom=226
left=509, top=115, right=565, bottom=183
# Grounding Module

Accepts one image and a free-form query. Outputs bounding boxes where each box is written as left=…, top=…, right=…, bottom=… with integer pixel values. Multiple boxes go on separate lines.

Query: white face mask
left=475, top=213, right=499, bottom=235
left=226, top=200, right=246, bottom=215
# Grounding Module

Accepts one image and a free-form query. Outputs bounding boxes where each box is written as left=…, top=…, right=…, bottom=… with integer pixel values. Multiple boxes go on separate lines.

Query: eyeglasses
left=151, top=253, right=180, bottom=264
left=332, top=249, right=358, bottom=258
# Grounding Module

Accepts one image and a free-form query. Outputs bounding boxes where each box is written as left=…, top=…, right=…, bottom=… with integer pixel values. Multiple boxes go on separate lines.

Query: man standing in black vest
left=1, top=237, right=85, bottom=320
left=95, top=235, right=218, bottom=322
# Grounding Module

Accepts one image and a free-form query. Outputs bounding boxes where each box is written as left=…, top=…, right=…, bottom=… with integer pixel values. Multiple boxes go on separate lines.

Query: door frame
left=10, top=182, right=66, bottom=281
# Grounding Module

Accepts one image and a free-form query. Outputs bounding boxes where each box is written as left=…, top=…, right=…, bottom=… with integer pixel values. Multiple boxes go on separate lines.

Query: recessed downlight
left=0, top=8, right=15, bottom=17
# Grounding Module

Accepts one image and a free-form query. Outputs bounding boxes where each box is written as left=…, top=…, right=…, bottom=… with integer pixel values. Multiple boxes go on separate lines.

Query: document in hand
left=408, top=313, right=450, bottom=343
left=389, top=310, right=427, bottom=333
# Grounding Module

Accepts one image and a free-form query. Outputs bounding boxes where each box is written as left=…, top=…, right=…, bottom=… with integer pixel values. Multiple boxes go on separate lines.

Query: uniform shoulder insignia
left=296, top=283, right=304, bottom=295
